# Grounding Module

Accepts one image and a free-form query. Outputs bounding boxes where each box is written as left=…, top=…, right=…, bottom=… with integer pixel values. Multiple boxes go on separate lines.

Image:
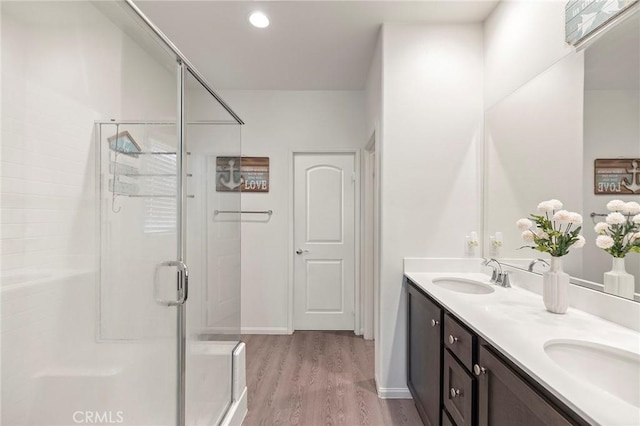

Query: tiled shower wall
left=2, top=82, right=99, bottom=273
left=0, top=13, right=109, bottom=276
left=1, top=3, right=175, bottom=423
left=1, top=4, right=175, bottom=278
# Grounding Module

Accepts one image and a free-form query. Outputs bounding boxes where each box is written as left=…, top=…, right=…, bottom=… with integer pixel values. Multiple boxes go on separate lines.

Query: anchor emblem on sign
left=623, top=160, right=640, bottom=193
left=220, top=159, right=242, bottom=190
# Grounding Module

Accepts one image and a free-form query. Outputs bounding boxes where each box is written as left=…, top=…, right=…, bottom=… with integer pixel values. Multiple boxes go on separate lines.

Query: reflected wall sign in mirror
left=484, top=8, right=640, bottom=301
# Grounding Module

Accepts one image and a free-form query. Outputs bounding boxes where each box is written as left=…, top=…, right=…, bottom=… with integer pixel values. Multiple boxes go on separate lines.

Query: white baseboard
left=221, top=340, right=247, bottom=426
left=376, top=386, right=412, bottom=399
left=241, top=327, right=291, bottom=335
left=221, top=386, right=247, bottom=426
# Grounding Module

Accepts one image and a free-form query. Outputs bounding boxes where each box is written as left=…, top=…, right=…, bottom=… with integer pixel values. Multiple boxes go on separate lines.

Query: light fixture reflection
left=249, top=12, right=269, bottom=28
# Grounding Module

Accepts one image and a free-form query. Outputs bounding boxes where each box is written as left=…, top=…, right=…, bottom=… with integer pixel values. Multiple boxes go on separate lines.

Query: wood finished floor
left=241, top=331, right=422, bottom=426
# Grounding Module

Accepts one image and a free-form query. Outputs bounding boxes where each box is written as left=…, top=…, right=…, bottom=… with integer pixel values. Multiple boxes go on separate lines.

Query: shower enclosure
left=1, top=1, right=244, bottom=425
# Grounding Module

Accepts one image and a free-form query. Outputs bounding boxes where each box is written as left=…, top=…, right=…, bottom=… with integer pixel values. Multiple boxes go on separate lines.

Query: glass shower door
left=183, top=69, right=242, bottom=425
left=0, top=0, right=188, bottom=423
left=1, top=1, right=243, bottom=424
left=98, top=120, right=183, bottom=426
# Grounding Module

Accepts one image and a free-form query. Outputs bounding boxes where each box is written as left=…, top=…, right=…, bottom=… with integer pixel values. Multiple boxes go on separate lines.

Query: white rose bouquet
left=594, top=200, right=640, bottom=258
left=516, top=199, right=585, bottom=257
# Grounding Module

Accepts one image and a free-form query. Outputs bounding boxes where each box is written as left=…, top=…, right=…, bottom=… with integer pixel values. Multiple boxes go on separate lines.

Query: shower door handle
left=154, top=260, right=189, bottom=306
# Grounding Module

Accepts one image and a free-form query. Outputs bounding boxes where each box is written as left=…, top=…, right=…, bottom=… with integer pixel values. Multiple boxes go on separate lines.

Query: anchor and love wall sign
left=216, top=157, right=269, bottom=192
left=594, top=159, right=640, bottom=194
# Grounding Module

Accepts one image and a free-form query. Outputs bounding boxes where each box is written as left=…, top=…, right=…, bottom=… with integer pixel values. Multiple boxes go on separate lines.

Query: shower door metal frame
left=176, top=61, right=187, bottom=426
left=123, top=0, right=244, bottom=126
left=115, top=1, right=245, bottom=424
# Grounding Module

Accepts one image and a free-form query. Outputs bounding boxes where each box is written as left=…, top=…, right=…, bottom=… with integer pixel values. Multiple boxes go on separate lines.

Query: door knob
left=296, top=249, right=309, bottom=255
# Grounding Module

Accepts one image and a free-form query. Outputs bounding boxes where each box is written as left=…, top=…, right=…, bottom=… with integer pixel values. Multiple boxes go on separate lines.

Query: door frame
left=362, top=133, right=378, bottom=340
left=288, top=149, right=361, bottom=334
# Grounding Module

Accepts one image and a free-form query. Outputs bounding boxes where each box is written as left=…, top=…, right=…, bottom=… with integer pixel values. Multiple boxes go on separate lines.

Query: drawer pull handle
left=450, top=388, right=462, bottom=398
left=473, top=364, right=486, bottom=376
left=448, top=335, right=459, bottom=344
left=431, top=319, right=439, bottom=327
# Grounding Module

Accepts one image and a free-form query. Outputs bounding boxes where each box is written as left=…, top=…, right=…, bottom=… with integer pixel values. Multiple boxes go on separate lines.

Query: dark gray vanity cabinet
left=476, top=344, right=574, bottom=426
left=442, top=313, right=477, bottom=426
left=442, top=350, right=475, bottom=426
left=406, top=278, right=588, bottom=426
left=407, top=282, right=443, bottom=426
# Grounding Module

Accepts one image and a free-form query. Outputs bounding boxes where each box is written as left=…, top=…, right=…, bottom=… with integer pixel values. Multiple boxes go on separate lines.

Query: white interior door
left=293, top=152, right=356, bottom=330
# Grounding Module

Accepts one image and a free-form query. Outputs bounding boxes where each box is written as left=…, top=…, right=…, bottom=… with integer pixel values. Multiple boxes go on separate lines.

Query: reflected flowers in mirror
left=594, top=200, right=640, bottom=258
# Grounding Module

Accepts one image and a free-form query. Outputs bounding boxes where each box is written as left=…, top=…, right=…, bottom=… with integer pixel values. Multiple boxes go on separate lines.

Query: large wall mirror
left=484, top=8, right=640, bottom=301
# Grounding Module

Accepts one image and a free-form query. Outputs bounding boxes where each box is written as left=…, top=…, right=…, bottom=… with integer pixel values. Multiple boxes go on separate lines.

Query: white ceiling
left=135, top=0, right=499, bottom=90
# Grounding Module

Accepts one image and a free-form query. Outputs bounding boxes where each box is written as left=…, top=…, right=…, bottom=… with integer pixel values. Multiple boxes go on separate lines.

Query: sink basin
left=544, top=339, right=640, bottom=407
left=432, top=277, right=495, bottom=294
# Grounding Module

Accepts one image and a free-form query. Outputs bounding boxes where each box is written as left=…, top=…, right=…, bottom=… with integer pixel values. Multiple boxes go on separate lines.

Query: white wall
left=364, top=30, right=383, bottom=385
left=218, top=90, right=367, bottom=333
left=484, top=0, right=573, bottom=108
left=377, top=23, right=484, bottom=395
left=365, top=31, right=383, bottom=143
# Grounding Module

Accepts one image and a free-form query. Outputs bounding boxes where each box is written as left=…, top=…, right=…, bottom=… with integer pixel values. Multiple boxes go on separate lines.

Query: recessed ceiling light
left=249, top=11, right=269, bottom=28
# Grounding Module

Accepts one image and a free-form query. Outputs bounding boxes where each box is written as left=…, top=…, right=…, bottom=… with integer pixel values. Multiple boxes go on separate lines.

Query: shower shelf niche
left=109, top=144, right=178, bottom=196
left=108, top=143, right=179, bottom=208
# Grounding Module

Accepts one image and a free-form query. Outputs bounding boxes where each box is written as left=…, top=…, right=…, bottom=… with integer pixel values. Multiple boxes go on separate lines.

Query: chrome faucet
left=481, top=258, right=511, bottom=288
left=482, top=258, right=501, bottom=282
left=528, top=258, right=550, bottom=272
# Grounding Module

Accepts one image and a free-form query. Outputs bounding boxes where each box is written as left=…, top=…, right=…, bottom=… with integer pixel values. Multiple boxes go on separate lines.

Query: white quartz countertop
left=404, top=271, right=640, bottom=426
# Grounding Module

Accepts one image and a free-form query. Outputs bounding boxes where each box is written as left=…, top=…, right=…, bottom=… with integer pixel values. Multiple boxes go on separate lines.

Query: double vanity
left=404, top=260, right=640, bottom=426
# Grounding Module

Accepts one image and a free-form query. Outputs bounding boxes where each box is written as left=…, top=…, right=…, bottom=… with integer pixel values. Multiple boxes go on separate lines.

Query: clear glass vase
left=543, top=256, right=569, bottom=314
left=603, top=257, right=635, bottom=299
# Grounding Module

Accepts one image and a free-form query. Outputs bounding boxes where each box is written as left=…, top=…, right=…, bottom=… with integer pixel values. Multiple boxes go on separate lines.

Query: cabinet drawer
left=443, top=350, right=475, bottom=426
left=477, top=345, right=574, bottom=426
left=444, top=314, right=476, bottom=370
